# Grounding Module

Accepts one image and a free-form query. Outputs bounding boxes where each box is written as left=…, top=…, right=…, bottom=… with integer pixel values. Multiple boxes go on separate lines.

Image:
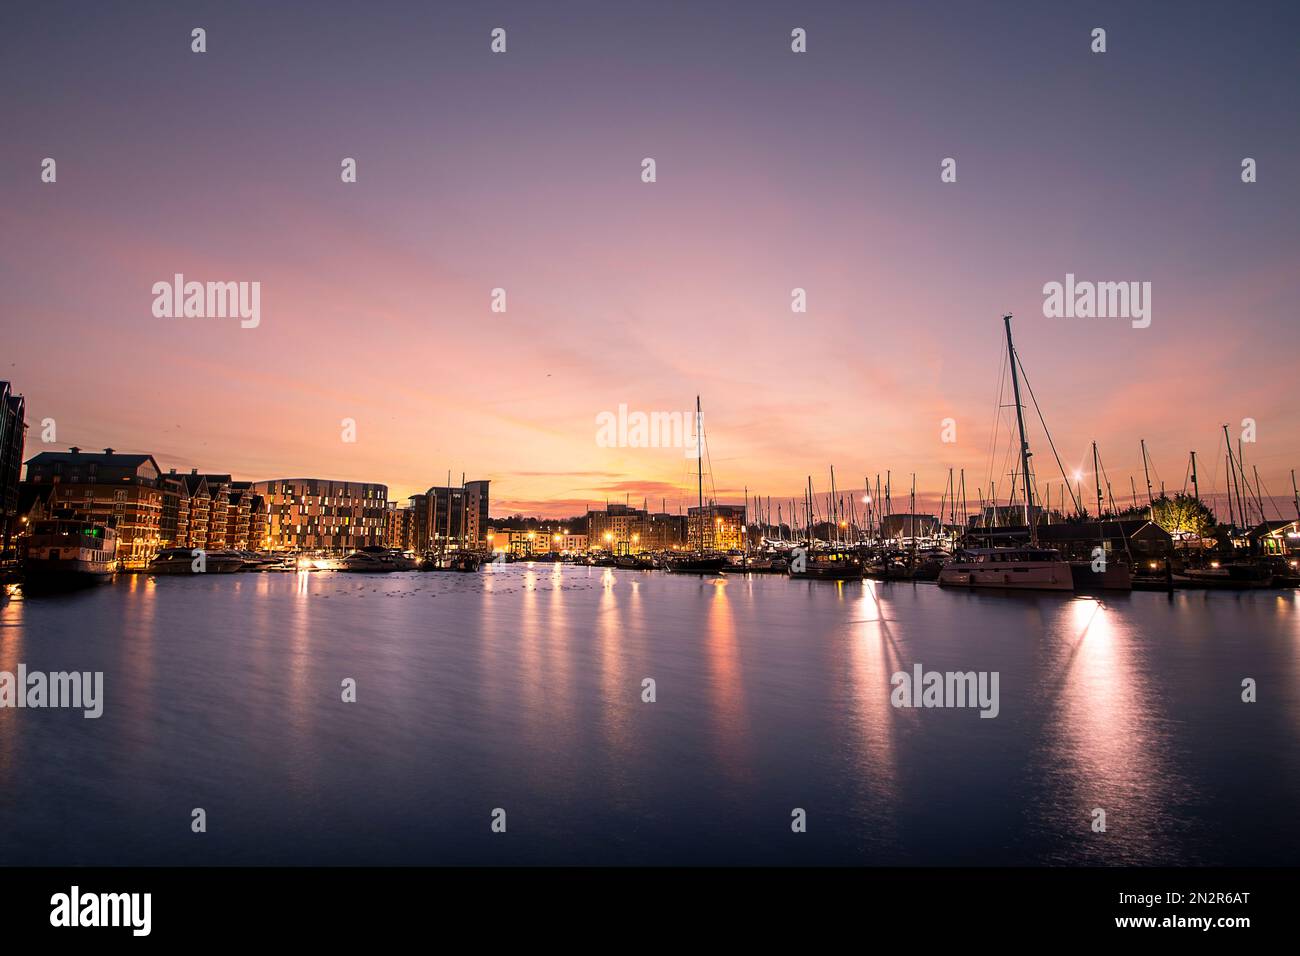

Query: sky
left=2, top=0, right=1298, bottom=518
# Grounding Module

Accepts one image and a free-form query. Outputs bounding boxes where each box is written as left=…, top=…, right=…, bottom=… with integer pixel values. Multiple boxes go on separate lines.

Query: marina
left=2, top=563, right=1297, bottom=866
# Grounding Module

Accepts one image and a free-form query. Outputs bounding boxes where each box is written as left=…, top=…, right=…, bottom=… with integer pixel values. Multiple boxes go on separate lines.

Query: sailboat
left=667, top=396, right=729, bottom=573
left=938, top=315, right=1073, bottom=592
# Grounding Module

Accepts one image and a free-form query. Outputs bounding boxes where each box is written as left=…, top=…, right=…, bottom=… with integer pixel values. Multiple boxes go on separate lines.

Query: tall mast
left=1223, top=425, right=1243, bottom=529
left=1003, top=314, right=1036, bottom=543
left=1141, top=439, right=1154, bottom=506
left=1092, top=441, right=1103, bottom=519
left=1292, top=469, right=1299, bottom=522
left=829, top=466, right=838, bottom=546
left=1190, top=451, right=1199, bottom=502
left=695, top=396, right=703, bottom=550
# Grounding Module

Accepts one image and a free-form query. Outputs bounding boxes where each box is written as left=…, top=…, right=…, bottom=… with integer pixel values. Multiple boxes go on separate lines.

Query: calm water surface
left=1, top=565, right=1297, bottom=865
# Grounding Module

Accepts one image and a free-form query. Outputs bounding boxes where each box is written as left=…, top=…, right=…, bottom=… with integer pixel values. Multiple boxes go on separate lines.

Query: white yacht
left=341, top=547, right=418, bottom=572
left=939, top=547, right=1073, bottom=591
left=938, top=314, right=1074, bottom=594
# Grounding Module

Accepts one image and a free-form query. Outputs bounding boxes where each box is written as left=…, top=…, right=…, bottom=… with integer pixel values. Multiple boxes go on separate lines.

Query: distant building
left=202, top=474, right=232, bottom=549
left=408, top=481, right=490, bottom=551
left=179, top=471, right=211, bottom=549
left=639, top=512, right=687, bottom=551
left=587, top=503, right=646, bottom=552
left=251, top=478, right=388, bottom=552
left=227, top=481, right=266, bottom=550
left=880, top=514, right=940, bottom=539
left=1034, top=520, right=1174, bottom=561
left=687, top=503, right=746, bottom=551
left=384, top=502, right=416, bottom=551
left=0, top=382, right=25, bottom=555
left=22, top=447, right=164, bottom=565
left=972, top=504, right=1046, bottom=529
left=158, top=470, right=192, bottom=548
left=1247, top=519, right=1300, bottom=556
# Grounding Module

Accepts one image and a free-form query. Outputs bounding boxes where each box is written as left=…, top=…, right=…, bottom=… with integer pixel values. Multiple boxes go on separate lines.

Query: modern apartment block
left=406, top=480, right=490, bottom=551
left=251, top=478, right=388, bottom=552
left=0, top=381, right=25, bottom=555
left=384, top=501, right=416, bottom=551
left=22, top=447, right=165, bottom=565
left=687, top=503, right=746, bottom=552
left=586, top=503, right=687, bottom=553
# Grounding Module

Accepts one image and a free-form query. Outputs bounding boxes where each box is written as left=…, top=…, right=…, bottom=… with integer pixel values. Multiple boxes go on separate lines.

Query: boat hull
left=939, top=561, right=1073, bottom=591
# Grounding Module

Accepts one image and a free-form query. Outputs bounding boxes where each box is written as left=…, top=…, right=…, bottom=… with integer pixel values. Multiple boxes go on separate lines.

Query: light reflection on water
left=0, top=566, right=1296, bottom=865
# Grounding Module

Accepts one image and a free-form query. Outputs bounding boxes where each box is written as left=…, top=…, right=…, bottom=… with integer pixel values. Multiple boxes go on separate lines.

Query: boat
left=790, top=551, right=863, bottom=581
left=937, top=314, right=1073, bottom=593
left=1182, top=562, right=1274, bottom=590
left=614, top=553, right=656, bottom=571
left=1068, top=551, right=1134, bottom=592
left=341, top=547, right=418, bottom=572
left=666, top=552, right=729, bottom=573
left=148, top=547, right=247, bottom=574
left=418, top=551, right=483, bottom=572
left=1264, top=555, right=1300, bottom=588
left=236, top=550, right=296, bottom=571
left=940, top=547, right=1074, bottom=591
left=721, top=552, right=787, bottom=573
left=912, top=548, right=952, bottom=581
left=20, top=518, right=118, bottom=588
left=666, top=395, right=732, bottom=574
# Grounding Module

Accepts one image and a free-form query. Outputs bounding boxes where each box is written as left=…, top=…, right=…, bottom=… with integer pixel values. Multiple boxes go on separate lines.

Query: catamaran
left=938, top=315, right=1073, bottom=592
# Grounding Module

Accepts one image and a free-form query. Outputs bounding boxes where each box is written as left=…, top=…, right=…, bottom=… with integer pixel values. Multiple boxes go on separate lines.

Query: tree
left=1148, top=493, right=1216, bottom=536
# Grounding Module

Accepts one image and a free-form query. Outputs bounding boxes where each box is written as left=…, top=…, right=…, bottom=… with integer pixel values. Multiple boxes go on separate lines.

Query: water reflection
left=0, top=569, right=1295, bottom=865
left=1040, top=598, right=1180, bottom=862
left=705, top=580, right=751, bottom=786
left=845, top=582, right=901, bottom=810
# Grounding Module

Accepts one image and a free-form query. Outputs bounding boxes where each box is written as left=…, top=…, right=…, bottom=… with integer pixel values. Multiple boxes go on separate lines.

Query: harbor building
left=158, top=471, right=192, bottom=548
left=0, top=382, right=26, bottom=557
left=384, top=501, right=417, bottom=551
left=587, top=503, right=646, bottom=552
left=22, top=447, right=164, bottom=566
left=687, top=503, right=746, bottom=551
left=880, top=514, right=941, bottom=539
left=251, top=478, right=388, bottom=552
left=407, top=480, right=491, bottom=551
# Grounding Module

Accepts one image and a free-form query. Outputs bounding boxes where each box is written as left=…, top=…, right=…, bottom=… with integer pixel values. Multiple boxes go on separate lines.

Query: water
left=1, top=566, right=1297, bottom=866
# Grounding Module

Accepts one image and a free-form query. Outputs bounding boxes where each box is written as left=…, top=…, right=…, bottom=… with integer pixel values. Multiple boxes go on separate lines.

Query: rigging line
left=1256, top=474, right=1284, bottom=521
left=985, top=340, right=1009, bottom=503
left=1013, top=351, right=1081, bottom=515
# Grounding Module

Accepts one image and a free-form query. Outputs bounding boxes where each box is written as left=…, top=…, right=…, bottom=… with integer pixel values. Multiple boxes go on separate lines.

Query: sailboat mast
left=1190, top=451, right=1199, bottom=502
left=1003, top=314, right=1036, bottom=543
left=695, top=395, right=703, bottom=550
left=1141, top=439, right=1154, bottom=506
left=1092, top=441, right=1103, bottom=519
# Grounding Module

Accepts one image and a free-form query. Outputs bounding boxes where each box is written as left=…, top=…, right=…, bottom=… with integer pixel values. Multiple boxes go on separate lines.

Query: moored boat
left=148, top=547, right=247, bottom=574
left=20, top=519, right=118, bottom=588
left=790, top=551, right=863, bottom=581
left=666, top=552, right=729, bottom=573
left=938, top=547, right=1074, bottom=591
left=419, top=551, right=483, bottom=572
left=341, top=547, right=418, bottom=572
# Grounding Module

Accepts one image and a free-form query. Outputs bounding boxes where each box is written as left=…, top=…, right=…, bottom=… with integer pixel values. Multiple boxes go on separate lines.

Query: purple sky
left=3, top=1, right=1298, bottom=517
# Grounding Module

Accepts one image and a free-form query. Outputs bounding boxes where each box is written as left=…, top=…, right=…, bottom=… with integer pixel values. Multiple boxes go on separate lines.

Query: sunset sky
left=3, top=1, right=1298, bottom=518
